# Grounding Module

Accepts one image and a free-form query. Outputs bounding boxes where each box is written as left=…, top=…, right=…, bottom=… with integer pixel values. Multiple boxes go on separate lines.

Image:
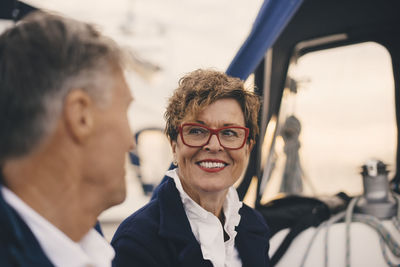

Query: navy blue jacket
left=0, top=186, right=104, bottom=267
left=111, top=177, right=270, bottom=267
left=0, top=188, right=54, bottom=267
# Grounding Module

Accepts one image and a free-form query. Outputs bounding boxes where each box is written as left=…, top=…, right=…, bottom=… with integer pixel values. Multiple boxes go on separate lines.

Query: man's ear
left=63, top=89, right=94, bottom=143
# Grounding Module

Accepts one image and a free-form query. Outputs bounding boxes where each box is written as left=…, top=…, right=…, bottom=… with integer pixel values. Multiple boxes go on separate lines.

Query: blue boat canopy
left=226, top=0, right=303, bottom=80
left=0, top=0, right=36, bottom=21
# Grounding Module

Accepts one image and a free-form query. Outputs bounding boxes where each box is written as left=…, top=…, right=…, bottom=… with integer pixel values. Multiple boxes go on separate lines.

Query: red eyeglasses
left=178, top=123, right=249, bottom=150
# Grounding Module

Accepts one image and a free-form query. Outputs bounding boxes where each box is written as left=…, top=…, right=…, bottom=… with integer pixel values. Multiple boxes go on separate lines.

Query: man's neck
left=2, top=155, right=100, bottom=242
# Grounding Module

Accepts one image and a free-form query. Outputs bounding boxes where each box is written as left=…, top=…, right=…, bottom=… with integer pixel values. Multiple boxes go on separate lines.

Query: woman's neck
left=180, top=180, right=228, bottom=219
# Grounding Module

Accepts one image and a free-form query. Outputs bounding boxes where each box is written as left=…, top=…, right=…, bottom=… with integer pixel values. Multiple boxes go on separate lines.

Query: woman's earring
left=173, top=159, right=178, bottom=166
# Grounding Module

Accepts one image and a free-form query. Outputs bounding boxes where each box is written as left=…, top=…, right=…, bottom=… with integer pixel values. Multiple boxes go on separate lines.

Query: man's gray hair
left=0, top=11, right=125, bottom=163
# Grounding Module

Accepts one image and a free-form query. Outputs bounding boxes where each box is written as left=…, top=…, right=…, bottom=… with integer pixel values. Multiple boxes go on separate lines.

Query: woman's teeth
left=199, top=162, right=226, bottom=168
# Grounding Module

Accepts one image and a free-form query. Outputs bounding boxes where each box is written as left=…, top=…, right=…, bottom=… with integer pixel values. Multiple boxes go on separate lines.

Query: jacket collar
left=157, top=177, right=213, bottom=267
left=235, top=205, right=270, bottom=267
left=157, top=177, right=194, bottom=242
left=156, top=177, right=270, bottom=267
left=0, top=185, right=54, bottom=266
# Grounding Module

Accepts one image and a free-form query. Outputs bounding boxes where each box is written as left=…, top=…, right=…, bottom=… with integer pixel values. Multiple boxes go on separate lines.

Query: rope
left=353, top=214, right=400, bottom=256
left=345, top=197, right=359, bottom=267
left=393, top=194, right=400, bottom=232
left=299, top=211, right=345, bottom=267
left=393, top=217, right=400, bottom=232
left=380, top=235, right=400, bottom=267
left=323, top=212, right=347, bottom=267
left=345, top=194, right=400, bottom=267
left=299, top=193, right=400, bottom=267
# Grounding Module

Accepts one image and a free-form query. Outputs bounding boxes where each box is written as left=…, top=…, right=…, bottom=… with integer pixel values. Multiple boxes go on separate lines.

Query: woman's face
left=171, top=98, right=253, bottom=200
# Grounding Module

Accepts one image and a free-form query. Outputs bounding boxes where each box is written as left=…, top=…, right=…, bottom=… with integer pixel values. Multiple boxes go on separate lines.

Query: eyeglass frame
left=178, top=123, right=250, bottom=150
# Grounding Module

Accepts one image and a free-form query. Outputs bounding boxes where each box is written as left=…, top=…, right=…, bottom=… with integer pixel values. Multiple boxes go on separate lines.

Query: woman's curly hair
left=164, top=69, right=260, bottom=143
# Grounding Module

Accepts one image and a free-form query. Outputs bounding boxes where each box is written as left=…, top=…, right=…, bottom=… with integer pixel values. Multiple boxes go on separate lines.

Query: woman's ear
left=247, top=139, right=255, bottom=154
left=171, top=140, right=177, bottom=154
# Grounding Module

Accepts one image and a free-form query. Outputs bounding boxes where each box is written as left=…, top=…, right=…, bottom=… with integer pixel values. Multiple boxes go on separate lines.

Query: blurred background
left=1, top=0, right=397, bottom=243
left=0, top=0, right=264, bottom=240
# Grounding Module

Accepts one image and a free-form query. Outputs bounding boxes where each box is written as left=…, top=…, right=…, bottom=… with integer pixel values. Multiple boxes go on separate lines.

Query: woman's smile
left=196, top=159, right=228, bottom=172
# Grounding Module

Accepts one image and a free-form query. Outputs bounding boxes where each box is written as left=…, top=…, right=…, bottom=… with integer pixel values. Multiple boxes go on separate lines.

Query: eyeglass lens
left=181, top=124, right=246, bottom=149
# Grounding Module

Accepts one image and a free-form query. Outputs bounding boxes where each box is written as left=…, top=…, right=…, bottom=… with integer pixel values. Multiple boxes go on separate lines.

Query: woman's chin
left=196, top=182, right=231, bottom=195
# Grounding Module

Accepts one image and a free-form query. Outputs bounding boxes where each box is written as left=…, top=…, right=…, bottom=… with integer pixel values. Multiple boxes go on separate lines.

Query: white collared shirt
left=1, top=186, right=115, bottom=267
left=166, top=168, right=243, bottom=267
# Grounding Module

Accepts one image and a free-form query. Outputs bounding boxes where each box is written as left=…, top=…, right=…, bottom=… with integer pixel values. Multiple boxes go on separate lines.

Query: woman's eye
left=222, top=129, right=238, bottom=137
left=188, top=127, right=207, bottom=135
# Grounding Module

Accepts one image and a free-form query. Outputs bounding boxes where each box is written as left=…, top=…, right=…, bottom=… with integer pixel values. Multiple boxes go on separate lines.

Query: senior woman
left=111, top=69, right=270, bottom=267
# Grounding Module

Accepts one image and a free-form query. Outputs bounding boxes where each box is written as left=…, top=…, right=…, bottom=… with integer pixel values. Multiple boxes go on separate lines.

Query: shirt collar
left=166, top=168, right=242, bottom=267
left=1, top=186, right=115, bottom=267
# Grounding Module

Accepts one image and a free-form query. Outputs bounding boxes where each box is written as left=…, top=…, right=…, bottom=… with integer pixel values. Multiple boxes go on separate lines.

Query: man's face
left=83, top=66, right=134, bottom=208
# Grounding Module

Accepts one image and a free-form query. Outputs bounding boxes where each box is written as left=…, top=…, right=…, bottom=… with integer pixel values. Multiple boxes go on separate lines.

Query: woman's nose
left=204, top=134, right=223, bottom=151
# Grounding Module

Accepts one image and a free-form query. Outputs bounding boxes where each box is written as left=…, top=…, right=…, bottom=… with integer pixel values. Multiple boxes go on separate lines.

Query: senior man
left=0, top=11, right=134, bottom=266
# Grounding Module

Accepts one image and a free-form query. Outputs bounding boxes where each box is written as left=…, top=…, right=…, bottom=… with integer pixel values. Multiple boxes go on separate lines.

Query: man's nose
left=129, top=137, right=136, bottom=151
